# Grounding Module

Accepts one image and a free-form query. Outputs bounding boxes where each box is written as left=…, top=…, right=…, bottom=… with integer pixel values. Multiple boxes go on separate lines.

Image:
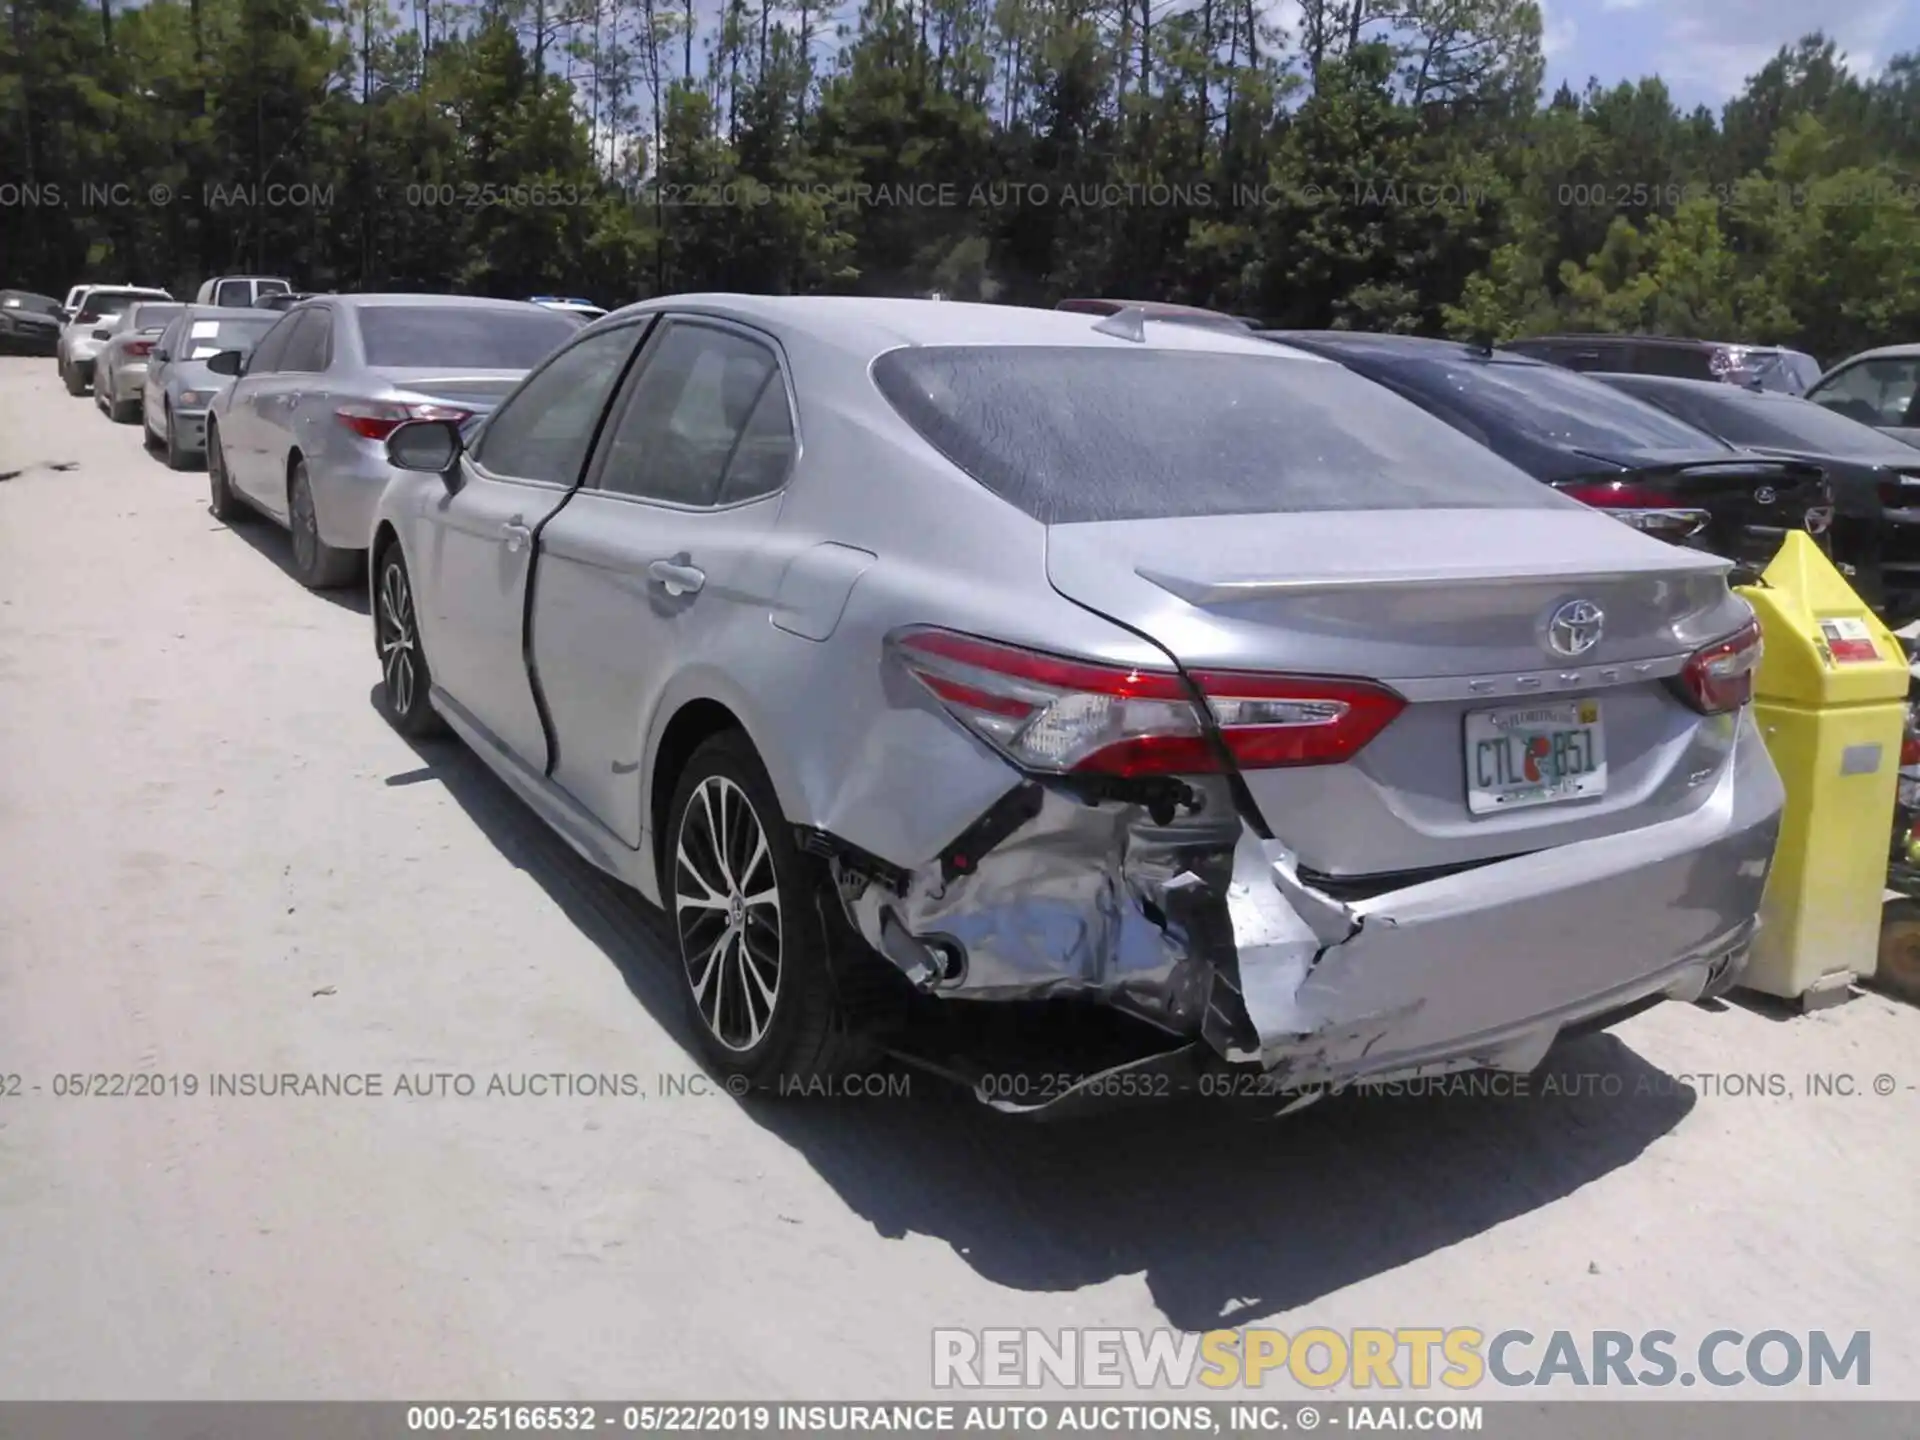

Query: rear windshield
left=1645, top=386, right=1920, bottom=460
left=1393, top=357, right=1729, bottom=455
left=82, top=290, right=166, bottom=314
left=870, top=346, right=1563, bottom=523
left=357, top=306, right=577, bottom=369
left=177, top=315, right=278, bottom=358
left=131, top=304, right=185, bottom=331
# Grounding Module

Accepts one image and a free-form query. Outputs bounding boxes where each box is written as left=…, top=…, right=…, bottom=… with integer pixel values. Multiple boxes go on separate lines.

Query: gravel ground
left=0, top=354, right=1915, bottom=1402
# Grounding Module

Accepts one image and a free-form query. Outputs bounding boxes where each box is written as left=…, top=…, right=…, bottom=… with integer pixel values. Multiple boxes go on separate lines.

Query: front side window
left=472, top=324, right=646, bottom=486
left=1810, top=359, right=1920, bottom=428
left=593, top=323, right=794, bottom=507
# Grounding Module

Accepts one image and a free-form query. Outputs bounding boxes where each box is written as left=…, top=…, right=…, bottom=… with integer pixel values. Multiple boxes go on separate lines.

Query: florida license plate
left=1465, top=699, right=1608, bottom=815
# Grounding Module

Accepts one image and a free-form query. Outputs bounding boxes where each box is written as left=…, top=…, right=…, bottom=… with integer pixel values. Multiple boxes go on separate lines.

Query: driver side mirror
left=205, top=349, right=244, bottom=377
left=386, top=419, right=465, bottom=489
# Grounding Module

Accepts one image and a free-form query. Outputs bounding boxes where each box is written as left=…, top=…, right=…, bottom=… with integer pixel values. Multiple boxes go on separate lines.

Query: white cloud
left=1539, top=0, right=1578, bottom=58
left=1658, top=0, right=1901, bottom=97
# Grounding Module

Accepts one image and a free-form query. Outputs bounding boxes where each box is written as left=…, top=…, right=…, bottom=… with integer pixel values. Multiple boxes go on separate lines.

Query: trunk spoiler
left=1137, top=553, right=1732, bottom=605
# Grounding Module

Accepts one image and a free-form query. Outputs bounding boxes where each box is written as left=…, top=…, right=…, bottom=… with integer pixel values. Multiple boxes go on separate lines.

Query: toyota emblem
left=1754, top=487, right=1777, bottom=505
left=1546, top=599, right=1605, bottom=657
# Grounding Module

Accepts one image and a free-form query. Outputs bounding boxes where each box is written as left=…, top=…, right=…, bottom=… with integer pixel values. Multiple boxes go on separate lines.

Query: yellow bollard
left=1738, top=531, right=1909, bottom=1009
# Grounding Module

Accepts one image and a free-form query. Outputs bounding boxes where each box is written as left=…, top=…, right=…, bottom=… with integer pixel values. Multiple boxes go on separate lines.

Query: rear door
left=529, top=316, right=797, bottom=847
left=871, top=343, right=1752, bottom=881
left=413, top=320, right=651, bottom=770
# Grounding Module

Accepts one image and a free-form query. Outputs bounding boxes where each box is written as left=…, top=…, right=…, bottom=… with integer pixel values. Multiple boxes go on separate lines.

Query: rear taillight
left=1879, top=475, right=1920, bottom=507
left=337, top=402, right=472, bottom=441
left=77, top=311, right=99, bottom=324
left=1675, top=618, right=1764, bottom=715
left=125, top=340, right=153, bottom=358
left=891, top=627, right=1405, bottom=778
left=1559, top=481, right=1683, bottom=508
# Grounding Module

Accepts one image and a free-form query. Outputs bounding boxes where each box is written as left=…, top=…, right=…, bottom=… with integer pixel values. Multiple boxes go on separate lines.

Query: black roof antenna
left=1464, top=326, right=1498, bottom=358
left=1091, top=306, right=1149, bottom=343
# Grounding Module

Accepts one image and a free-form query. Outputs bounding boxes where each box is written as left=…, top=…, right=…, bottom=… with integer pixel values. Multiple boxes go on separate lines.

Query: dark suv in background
left=1503, top=334, right=1824, bottom=395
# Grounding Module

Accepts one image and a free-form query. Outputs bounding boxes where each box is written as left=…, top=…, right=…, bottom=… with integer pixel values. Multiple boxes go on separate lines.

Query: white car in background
left=57, top=285, right=174, bottom=394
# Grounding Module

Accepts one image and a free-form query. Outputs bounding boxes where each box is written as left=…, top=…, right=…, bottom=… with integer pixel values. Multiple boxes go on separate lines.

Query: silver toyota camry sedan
left=367, top=296, right=1785, bottom=1112
left=202, top=295, right=580, bottom=588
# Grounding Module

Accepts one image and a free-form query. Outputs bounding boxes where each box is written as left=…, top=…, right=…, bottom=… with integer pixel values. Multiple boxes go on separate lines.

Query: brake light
left=1559, top=481, right=1684, bottom=508
left=1675, top=619, right=1764, bottom=715
left=1879, top=476, right=1920, bottom=507
left=125, top=340, right=153, bottom=358
left=892, top=628, right=1405, bottom=777
left=77, top=311, right=99, bottom=324
left=337, top=402, right=473, bottom=440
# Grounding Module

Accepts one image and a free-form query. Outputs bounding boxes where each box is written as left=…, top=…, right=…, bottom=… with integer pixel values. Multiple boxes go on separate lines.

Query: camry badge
left=1546, top=600, right=1605, bottom=657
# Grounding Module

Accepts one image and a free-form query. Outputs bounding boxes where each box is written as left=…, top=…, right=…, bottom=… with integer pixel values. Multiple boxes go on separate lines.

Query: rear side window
left=358, top=306, right=577, bottom=369
left=215, top=281, right=252, bottom=307
left=871, top=347, right=1561, bottom=523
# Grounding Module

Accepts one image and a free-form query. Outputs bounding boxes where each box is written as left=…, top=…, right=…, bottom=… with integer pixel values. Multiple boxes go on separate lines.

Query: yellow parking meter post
left=1737, top=531, right=1909, bottom=1008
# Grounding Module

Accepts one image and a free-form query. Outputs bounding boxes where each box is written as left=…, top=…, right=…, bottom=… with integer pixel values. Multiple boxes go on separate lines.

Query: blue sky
left=1537, top=0, right=1918, bottom=112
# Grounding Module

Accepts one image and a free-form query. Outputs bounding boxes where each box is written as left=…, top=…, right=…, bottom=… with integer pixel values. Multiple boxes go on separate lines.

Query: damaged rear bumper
left=833, top=708, right=1784, bottom=1113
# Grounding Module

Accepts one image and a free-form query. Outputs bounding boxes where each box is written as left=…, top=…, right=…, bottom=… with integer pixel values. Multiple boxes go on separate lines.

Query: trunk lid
left=1046, top=507, right=1755, bottom=877
left=1557, top=450, right=1832, bottom=569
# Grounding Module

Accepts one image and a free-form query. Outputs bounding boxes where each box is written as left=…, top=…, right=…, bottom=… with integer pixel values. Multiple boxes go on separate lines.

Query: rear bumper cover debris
left=838, top=709, right=1784, bottom=1113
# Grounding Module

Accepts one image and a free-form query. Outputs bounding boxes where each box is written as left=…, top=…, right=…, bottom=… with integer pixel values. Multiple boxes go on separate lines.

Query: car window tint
left=473, top=325, right=642, bottom=485
left=358, top=306, right=577, bottom=369
left=1627, top=346, right=1714, bottom=380
left=873, top=346, right=1561, bottom=522
left=245, top=313, right=301, bottom=374
left=596, top=323, right=787, bottom=506
left=278, top=310, right=331, bottom=372
left=1812, top=359, right=1920, bottom=427
left=216, top=280, right=251, bottom=307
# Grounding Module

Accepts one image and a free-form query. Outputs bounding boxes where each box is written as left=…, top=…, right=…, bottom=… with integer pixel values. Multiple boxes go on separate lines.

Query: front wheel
left=667, top=732, right=863, bottom=1089
left=207, top=423, right=245, bottom=521
left=163, top=404, right=192, bottom=470
left=288, top=460, right=358, bottom=590
left=374, top=546, right=446, bottom=737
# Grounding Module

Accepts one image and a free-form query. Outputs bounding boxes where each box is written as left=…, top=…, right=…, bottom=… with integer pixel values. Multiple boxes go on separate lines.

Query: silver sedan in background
left=92, top=302, right=187, bottom=423
left=202, top=295, right=580, bottom=589
left=142, top=307, right=281, bottom=469
left=364, top=295, right=1786, bottom=1113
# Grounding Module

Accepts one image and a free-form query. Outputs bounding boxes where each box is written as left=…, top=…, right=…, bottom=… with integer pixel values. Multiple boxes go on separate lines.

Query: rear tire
left=108, top=385, right=137, bottom=424
left=64, top=360, right=85, bottom=396
left=288, top=460, right=358, bottom=590
left=666, top=732, right=866, bottom=1090
left=374, top=545, right=447, bottom=738
left=207, top=423, right=245, bottom=522
left=1875, top=899, right=1920, bottom=1006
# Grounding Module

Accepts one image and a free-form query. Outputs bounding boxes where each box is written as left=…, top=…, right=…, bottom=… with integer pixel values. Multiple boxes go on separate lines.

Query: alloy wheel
left=377, top=559, right=418, bottom=717
left=675, top=776, right=783, bottom=1052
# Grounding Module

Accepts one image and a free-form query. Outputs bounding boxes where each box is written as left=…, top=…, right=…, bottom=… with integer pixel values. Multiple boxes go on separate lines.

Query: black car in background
left=0, top=290, right=65, bottom=355
left=1597, top=372, right=1920, bottom=622
left=1258, top=331, right=1837, bottom=576
left=1502, top=333, right=1824, bottom=395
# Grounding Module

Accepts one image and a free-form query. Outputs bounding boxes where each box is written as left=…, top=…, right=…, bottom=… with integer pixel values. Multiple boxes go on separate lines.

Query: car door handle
left=648, top=560, right=706, bottom=596
left=501, top=520, right=533, bottom=553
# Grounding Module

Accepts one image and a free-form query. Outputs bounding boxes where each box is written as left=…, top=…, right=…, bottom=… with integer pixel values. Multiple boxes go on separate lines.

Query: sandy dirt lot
left=0, top=353, right=1915, bottom=1402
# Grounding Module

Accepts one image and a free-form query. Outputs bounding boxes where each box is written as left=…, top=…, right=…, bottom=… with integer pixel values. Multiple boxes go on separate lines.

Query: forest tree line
left=6, top=0, right=1920, bottom=363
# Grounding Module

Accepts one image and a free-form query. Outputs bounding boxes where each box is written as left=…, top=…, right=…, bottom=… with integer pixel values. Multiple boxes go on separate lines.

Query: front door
left=415, top=320, right=652, bottom=771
